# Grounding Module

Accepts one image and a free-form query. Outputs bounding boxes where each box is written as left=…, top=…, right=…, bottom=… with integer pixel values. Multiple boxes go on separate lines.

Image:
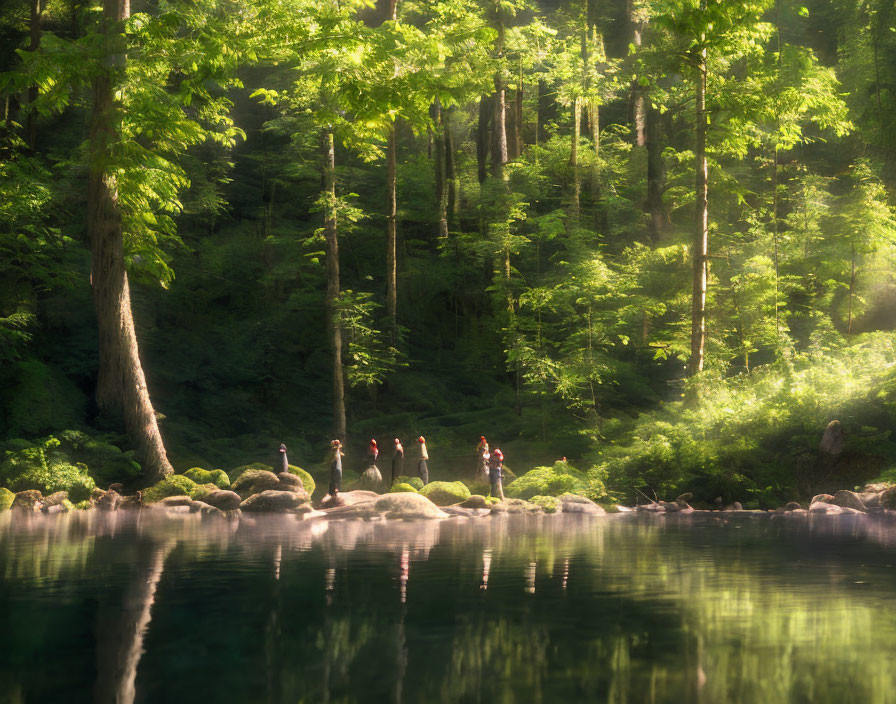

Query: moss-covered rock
left=419, top=481, right=471, bottom=506
left=231, top=469, right=283, bottom=498
left=374, top=492, right=448, bottom=519
left=142, top=475, right=198, bottom=504
left=505, top=461, right=587, bottom=500
left=392, top=475, right=424, bottom=491
left=74, top=499, right=92, bottom=510
left=0, top=487, right=14, bottom=511
left=461, top=494, right=489, bottom=509
left=490, top=497, right=543, bottom=514
left=228, top=462, right=274, bottom=482
left=390, top=483, right=418, bottom=493
left=183, top=467, right=231, bottom=489
left=287, top=465, right=315, bottom=495
left=201, top=489, right=242, bottom=511
left=190, top=483, right=220, bottom=501
left=240, top=490, right=310, bottom=512
left=529, top=495, right=560, bottom=513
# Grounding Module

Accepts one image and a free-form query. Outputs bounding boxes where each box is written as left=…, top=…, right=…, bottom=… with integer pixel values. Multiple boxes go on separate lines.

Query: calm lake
left=2, top=511, right=896, bottom=703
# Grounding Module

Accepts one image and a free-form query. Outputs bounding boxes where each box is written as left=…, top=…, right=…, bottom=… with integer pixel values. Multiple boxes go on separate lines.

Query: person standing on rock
left=360, top=439, right=384, bottom=491
left=391, top=438, right=404, bottom=485
left=328, top=439, right=344, bottom=497
left=474, top=436, right=489, bottom=483
left=488, top=448, right=505, bottom=501
left=417, top=436, right=429, bottom=485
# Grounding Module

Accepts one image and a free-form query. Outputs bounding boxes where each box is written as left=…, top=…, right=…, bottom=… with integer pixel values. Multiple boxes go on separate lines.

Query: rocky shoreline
left=3, top=472, right=895, bottom=522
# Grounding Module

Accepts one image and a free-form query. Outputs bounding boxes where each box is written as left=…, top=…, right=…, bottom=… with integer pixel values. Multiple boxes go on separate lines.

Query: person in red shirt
left=488, top=448, right=505, bottom=500
left=417, top=436, right=429, bottom=485
left=360, top=439, right=383, bottom=491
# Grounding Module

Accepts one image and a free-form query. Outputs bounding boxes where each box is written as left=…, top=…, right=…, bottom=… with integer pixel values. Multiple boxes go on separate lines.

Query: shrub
left=142, top=475, right=198, bottom=504
left=0, top=437, right=96, bottom=501
left=0, top=487, right=13, bottom=511
left=529, top=495, right=560, bottom=513
left=506, top=460, right=587, bottom=500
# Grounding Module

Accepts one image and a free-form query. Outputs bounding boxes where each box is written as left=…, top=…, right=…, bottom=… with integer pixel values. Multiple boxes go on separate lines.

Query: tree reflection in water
left=3, top=512, right=896, bottom=702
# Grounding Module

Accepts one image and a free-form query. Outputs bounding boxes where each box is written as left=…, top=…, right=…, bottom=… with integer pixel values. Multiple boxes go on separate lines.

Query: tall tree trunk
left=445, top=106, right=458, bottom=217
left=514, top=71, right=523, bottom=153
left=25, top=0, right=44, bottom=150
left=88, top=0, right=172, bottom=481
left=477, top=95, right=490, bottom=184
left=491, top=7, right=507, bottom=179
left=689, top=45, right=708, bottom=376
left=433, top=100, right=449, bottom=239
left=569, top=97, right=581, bottom=226
left=323, top=129, right=346, bottom=441
left=385, top=0, right=398, bottom=341
left=646, top=103, right=666, bottom=241
left=386, top=124, right=397, bottom=340
left=536, top=79, right=552, bottom=146
left=629, top=0, right=646, bottom=146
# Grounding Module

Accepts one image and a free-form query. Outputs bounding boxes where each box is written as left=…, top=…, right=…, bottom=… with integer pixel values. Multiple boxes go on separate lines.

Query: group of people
left=326, top=435, right=505, bottom=501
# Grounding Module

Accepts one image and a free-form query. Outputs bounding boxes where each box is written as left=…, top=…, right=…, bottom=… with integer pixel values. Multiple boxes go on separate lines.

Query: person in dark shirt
left=488, top=448, right=505, bottom=500
left=391, top=438, right=404, bottom=485
left=328, top=439, right=344, bottom=496
left=417, top=436, right=429, bottom=485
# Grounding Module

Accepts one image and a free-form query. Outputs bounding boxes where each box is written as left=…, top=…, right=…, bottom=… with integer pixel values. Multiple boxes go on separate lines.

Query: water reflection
left=3, top=512, right=896, bottom=702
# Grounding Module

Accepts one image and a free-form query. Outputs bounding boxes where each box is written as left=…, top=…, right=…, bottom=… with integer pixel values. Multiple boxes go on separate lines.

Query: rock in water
left=276, top=472, right=304, bottom=491
left=461, top=495, right=490, bottom=509
left=809, top=501, right=843, bottom=514
left=202, top=490, right=242, bottom=511
left=676, top=493, right=694, bottom=508
left=820, top=420, right=845, bottom=455
left=96, top=490, right=121, bottom=511
left=373, top=493, right=448, bottom=519
left=559, top=494, right=606, bottom=515
left=334, top=490, right=381, bottom=506
left=830, top=490, right=867, bottom=512
left=419, top=481, right=471, bottom=506
left=784, top=501, right=802, bottom=512
left=231, top=470, right=286, bottom=498
left=811, top=493, right=835, bottom=506
left=724, top=502, right=743, bottom=511
left=12, top=490, right=42, bottom=512
left=240, top=490, right=310, bottom=512
left=358, top=466, right=384, bottom=492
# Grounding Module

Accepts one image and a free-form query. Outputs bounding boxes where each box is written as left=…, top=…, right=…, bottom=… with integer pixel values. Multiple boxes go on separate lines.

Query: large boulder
left=12, top=490, right=43, bottom=512
left=419, top=481, right=471, bottom=506
left=373, top=492, right=448, bottom=519
left=202, top=490, right=242, bottom=511
left=231, top=470, right=285, bottom=498
left=240, top=490, right=310, bottom=512
left=276, top=472, right=304, bottom=491
left=142, top=475, right=198, bottom=504
left=560, top=493, right=606, bottom=515
left=811, top=493, right=835, bottom=506
left=155, top=495, right=195, bottom=508
left=820, top=420, right=845, bottom=455
left=461, top=494, right=490, bottom=509
left=183, top=467, right=230, bottom=489
left=95, top=490, right=121, bottom=511
left=0, top=487, right=14, bottom=512
left=880, top=487, right=896, bottom=509
left=809, top=501, right=843, bottom=514
left=336, top=490, right=381, bottom=506
left=830, top=489, right=867, bottom=512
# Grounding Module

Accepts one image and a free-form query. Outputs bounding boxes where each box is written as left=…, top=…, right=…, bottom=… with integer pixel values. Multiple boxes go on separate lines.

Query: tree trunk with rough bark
left=646, top=104, right=667, bottom=241
left=477, top=95, right=490, bottom=184
left=26, top=0, right=44, bottom=150
left=386, top=125, right=397, bottom=339
left=689, top=45, right=708, bottom=376
left=88, top=0, right=172, bottom=482
left=322, top=129, right=346, bottom=441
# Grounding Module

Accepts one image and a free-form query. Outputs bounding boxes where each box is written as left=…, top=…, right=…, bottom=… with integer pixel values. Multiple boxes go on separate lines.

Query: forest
left=2, top=0, right=896, bottom=507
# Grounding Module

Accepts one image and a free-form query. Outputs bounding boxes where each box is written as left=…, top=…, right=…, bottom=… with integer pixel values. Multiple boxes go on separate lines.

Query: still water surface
left=2, top=511, right=896, bottom=703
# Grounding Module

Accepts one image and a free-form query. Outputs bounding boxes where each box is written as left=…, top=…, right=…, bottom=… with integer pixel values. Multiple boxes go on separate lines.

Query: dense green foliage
left=1, top=0, right=896, bottom=502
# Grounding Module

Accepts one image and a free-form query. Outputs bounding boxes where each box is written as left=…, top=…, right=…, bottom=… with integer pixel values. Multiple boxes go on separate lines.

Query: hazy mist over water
left=3, top=511, right=896, bottom=703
